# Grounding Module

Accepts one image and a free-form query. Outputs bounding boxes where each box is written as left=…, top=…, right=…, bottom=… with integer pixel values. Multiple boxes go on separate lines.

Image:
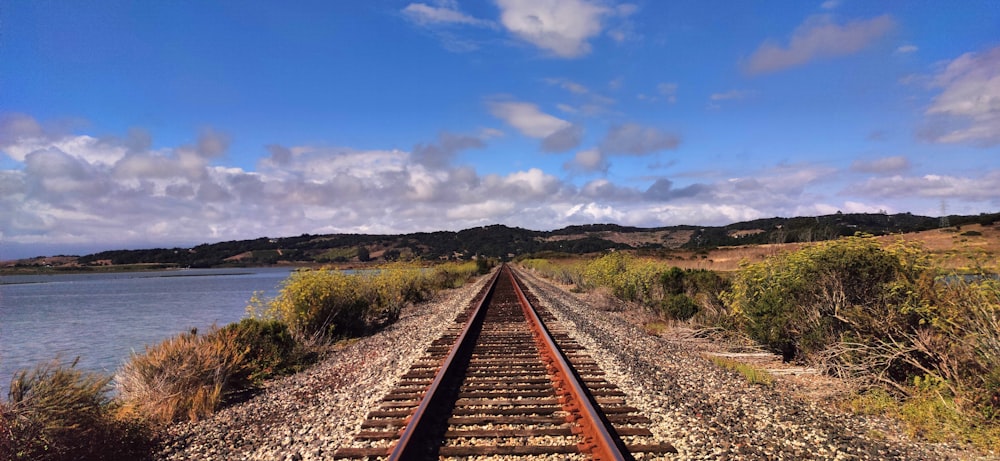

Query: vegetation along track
left=334, top=264, right=676, bottom=460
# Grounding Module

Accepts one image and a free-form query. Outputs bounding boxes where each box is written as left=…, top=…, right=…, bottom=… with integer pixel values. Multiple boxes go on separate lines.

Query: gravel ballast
left=157, top=273, right=493, bottom=461
left=157, top=268, right=986, bottom=460
left=514, top=268, right=977, bottom=461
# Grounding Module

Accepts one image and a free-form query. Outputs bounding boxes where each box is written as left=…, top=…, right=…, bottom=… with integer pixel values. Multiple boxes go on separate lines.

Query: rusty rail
left=335, top=264, right=674, bottom=460
left=507, top=267, right=628, bottom=461
left=387, top=267, right=501, bottom=460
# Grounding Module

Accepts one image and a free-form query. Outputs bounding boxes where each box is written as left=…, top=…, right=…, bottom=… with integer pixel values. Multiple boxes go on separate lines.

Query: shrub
left=2, top=358, right=152, bottom=460
left=262, top=268, right=369, bottom=342
left=581, top=253, right=661, bottom=304
left=660, top=294, right=699, bottom=320
left=430, top=261, right=479, bottom=290
left=222, top=318, right=311, bottom=386
left=724, top=235, right=925, bottom=360
left=725, top=235, right=1000, bottom=451
left=116, top=327, right=247, bottom=424
left=258, top=262, right=481, bottom=343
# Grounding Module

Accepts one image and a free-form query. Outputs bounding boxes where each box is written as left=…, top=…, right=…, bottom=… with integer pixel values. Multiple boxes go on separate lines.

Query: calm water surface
left=0, top=268, right=294, bottom=386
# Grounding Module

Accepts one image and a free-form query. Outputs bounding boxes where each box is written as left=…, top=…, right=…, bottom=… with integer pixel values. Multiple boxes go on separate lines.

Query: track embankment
left=157, top=267, right=973, bottom=460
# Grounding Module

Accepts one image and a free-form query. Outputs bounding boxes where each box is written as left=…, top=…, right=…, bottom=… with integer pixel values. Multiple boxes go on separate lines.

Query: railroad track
left=335, top=265, right=676, bottom=460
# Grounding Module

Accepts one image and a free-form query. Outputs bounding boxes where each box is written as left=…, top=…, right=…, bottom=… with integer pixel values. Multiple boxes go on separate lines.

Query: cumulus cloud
left=411, top=131, right=485, bottom=168
left=564, top=148, right=608, bottom=173
left=848, top=171, right=1000, bottom=202
left=643, top=178, right=713, bottom=201
left=487, top=100, right=571, bottom=138
left=850, top=155, right=911, bottom=174
left=599, top=123, right=681, bottom=155
left=195, top=128, right=230, bottom=158
left=563, top=123, right=681, bottom=173
left=541, top=124, right=584, bottom=152
left=496, top=0, right=610, bottom=58
left=0, top=113, right=44, bottom=148
left=3, top=114, right=994, bottom=259
left=745, top=14, right=895, bottom=74
left=921, top=45, right=1000, bottom=146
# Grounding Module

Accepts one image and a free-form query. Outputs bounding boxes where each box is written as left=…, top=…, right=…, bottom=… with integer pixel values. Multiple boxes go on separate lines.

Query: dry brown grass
left=874, top=224, right=1000, bottom=272
left=662, top=224, right=1000, bottom=273
left=115, top=328, right=247, bottom=425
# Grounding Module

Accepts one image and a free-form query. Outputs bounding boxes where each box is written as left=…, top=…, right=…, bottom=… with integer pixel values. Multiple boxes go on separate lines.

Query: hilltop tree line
left=67, top=211, right=999, bottom=268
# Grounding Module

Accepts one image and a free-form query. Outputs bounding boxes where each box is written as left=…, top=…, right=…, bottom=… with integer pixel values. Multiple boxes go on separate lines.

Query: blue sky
left=1, top=1, right=998, bottom=259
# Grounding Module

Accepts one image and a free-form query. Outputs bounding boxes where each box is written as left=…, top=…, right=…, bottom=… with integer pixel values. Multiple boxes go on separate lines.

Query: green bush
left=581, top=252, right=661, bottom=304
left=661, top=294, right=699, bottom=320
left=660, top=266, right=685, bottom=295
left=724, top=235, right=925, bottom=360
left=257, top=262, right=480, bottom=343
left=261, top=268, right=369, bottom=341
left=522, top=256, right=729, bottom=323
left=222, top=318, right=312, bottom=386
left=725, top=235, right=1000, bottom=451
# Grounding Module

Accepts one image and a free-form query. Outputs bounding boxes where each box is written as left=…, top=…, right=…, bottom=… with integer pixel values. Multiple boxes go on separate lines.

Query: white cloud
left=496, top=0, right=610, bottom=58
left=402, top=2, right=492, bottom=27
left=2, top=114, right=996, bottom=259
left=565, top=148, right=607, bottom=173
left=745, top=14, right=895, bottom=74
left=411, top=131, right=485, bottom=168
left=487, top=100, right=571, bottom=138
left=896, top=44, right=918, bottom=54
left=848, top=171, right=1000, bottom=202
left=541, top=124, right=584, bottom=152
left=922, top=45, right=1000, bottom=146
left=600, top=123, right=681, bottom=155
left=545, top=77, right=590, bottom=94
left=446, top=200, right=516, bottom=220
left=709, top=89, right=757, bottom=101
left=850, top=155, right=911, bottom=174
left=556, top=103, right=578, bottom=114
left=658, top=82, right=678, bottom=104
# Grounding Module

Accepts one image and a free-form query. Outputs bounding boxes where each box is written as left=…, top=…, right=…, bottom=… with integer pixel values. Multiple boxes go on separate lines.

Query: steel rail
left=386, top=267, right=501, bottom=460
left=506, top=267, right=629, bottom=461
left=387, top=265, right=630, bottom=460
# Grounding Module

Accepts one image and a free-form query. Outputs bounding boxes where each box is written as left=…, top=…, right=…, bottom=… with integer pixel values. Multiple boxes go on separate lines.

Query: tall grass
left=116, top=327, right=247, bottom=425
left=2, top=358, right=152, bottom=460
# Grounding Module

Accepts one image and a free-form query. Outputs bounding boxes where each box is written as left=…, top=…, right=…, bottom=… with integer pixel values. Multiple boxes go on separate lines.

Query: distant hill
left=5, top=212, right=998, bottom=270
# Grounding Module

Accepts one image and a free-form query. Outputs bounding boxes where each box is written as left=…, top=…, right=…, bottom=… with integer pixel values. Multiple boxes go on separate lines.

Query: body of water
left=0, top=267, right=294, bottom=387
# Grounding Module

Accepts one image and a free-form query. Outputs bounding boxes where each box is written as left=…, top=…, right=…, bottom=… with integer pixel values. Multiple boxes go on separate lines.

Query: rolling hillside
left=4, top=211, right=998, bottom=271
